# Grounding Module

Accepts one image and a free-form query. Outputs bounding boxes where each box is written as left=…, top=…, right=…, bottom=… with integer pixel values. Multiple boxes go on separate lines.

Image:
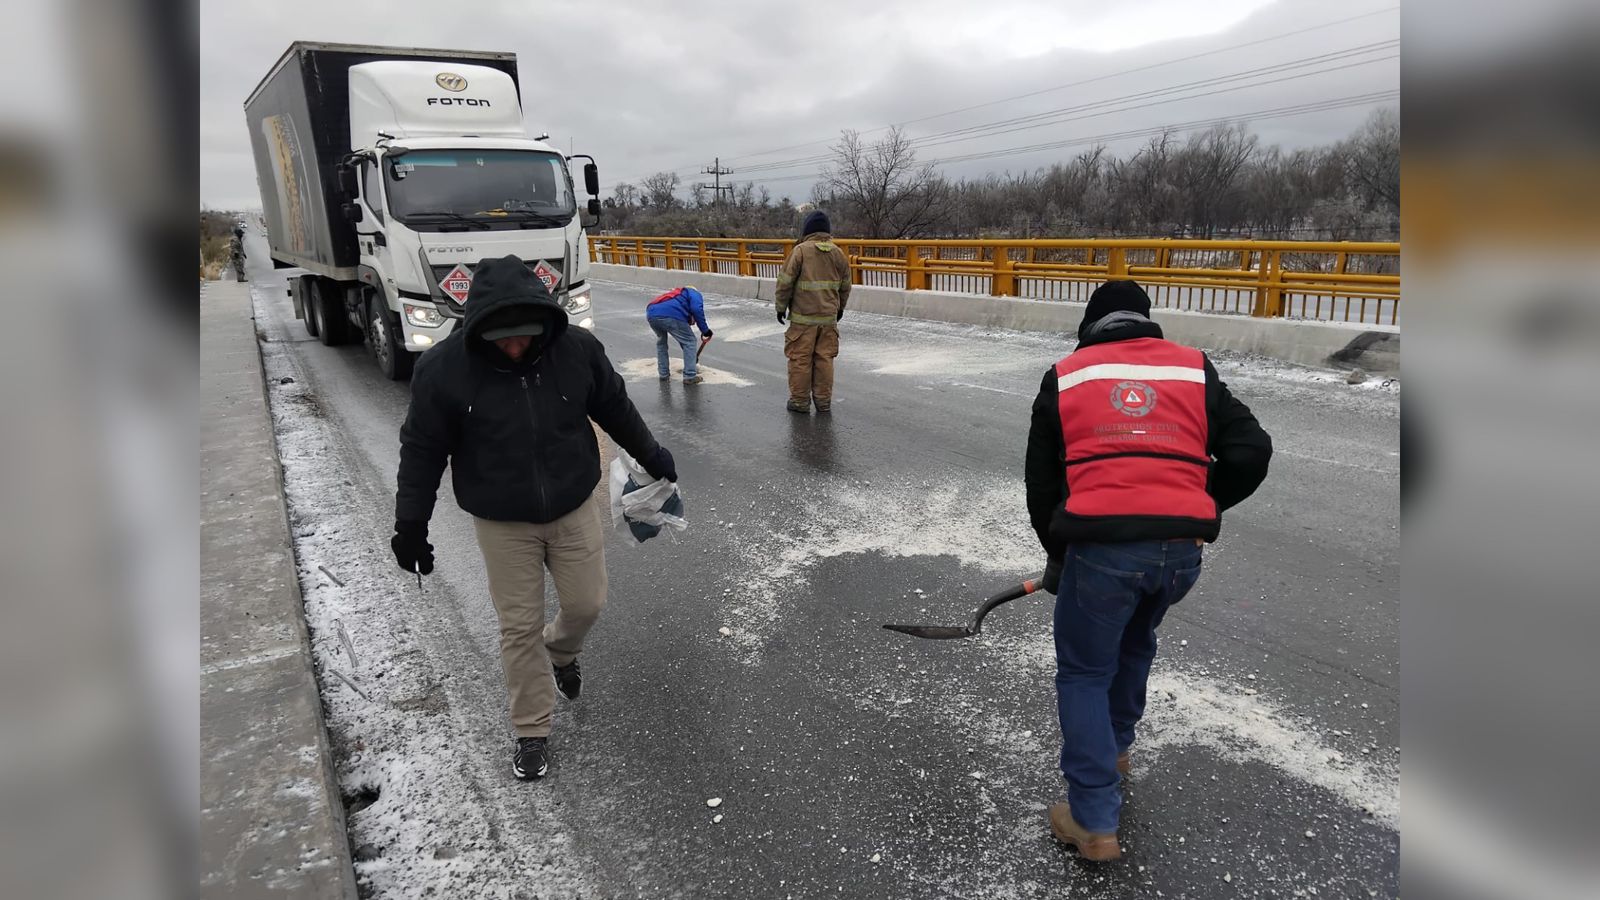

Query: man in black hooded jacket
left=391, top=255, right=676, bottom=780
left=1025, top=280, right=1272, bottom=859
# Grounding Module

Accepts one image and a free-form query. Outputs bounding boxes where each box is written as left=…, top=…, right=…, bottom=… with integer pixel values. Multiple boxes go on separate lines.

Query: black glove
left=391, top=520, right=434, bottom=575
left=1041, top=555, right=1063, bottom=595
left=835, top=307, right=845, bottom=323
left=702, top=330, right=713, bottom=338
left=641, top=445, right=678, bottom=482
left=776, top=310, right=787, bottom=325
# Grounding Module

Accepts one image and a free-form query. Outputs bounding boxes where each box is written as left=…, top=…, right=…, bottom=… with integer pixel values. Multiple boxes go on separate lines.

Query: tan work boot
left=1048, top=802, right=1122, bottom=861
left=1118, top=751, right=1131, bottom=777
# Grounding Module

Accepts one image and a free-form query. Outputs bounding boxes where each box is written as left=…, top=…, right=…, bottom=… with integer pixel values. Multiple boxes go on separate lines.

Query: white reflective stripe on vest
left=1056, top=363, right=1206, bottom=392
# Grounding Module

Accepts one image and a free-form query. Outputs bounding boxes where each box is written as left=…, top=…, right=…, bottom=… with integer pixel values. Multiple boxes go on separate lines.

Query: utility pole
left=698, top=157, right=734, bottom=206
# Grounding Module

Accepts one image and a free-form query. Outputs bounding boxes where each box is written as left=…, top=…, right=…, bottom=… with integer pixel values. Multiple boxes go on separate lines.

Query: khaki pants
left=785, top=323, right=840, bottom=408
left=473, top=502, right=608, bottom=738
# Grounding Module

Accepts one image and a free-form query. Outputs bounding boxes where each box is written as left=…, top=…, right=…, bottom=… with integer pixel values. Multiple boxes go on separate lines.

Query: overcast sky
left=199, top=0, right=1398, bottom=210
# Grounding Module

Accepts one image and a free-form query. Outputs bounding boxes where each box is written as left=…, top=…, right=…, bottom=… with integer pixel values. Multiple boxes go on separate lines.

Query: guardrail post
left=849, top=253, right=862, bottom=285
left=1108, top=247, right=1128, bottom=278
left=698, top=241, right=711, bottom=275
left=664, top=241, right=678, bottom=270
left=906, top=246, right=927, bottom=291
left=1251, top=250, right=1284, bottom=317
left=634, top=238, right=645, bottom=268
left=991, top=248, right=1016, bottom=297
left=737, top=241, right=752, bottom=277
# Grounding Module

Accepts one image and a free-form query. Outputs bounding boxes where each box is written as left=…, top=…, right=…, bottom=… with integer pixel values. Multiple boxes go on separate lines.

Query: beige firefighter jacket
left=775, top=233, right=852, bottom=325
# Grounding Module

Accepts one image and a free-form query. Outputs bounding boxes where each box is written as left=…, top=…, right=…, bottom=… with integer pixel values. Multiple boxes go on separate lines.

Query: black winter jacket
left=1024, top=317, right=1273, bottom=555
left=395, top=286, right=660, bottom=526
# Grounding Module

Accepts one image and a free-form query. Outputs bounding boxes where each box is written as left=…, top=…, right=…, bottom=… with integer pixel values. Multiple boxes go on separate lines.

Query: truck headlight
left=404, top=303, right=445, bottom=328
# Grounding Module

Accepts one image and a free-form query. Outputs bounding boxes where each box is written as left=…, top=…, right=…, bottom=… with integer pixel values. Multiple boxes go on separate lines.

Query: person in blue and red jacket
left=1024, top=279, right=1272, bottom=861
left=645, top=286, right=713, bottom=384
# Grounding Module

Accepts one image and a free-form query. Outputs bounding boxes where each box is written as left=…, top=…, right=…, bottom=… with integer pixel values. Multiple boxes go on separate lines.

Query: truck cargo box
left=243, top=42, right=519, bottom=277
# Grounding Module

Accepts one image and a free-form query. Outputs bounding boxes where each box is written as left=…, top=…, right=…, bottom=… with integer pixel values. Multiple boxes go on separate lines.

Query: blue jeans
left=648, top=316, right=698, bottom=379
left=1054, top=539, right=1203, bottom=832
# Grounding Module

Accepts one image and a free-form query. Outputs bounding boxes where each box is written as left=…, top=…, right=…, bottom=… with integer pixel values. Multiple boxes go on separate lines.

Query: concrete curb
left=590, top=262, right=1399, bottom=372
left=201, top=281, right=359, bottom=899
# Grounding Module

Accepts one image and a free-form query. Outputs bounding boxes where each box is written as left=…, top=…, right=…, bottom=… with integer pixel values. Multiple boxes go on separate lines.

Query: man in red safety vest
left=1025, top=280, right=1273, bottom=861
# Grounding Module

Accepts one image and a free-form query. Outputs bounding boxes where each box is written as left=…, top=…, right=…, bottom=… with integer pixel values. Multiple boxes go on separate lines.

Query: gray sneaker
left=683, top=374, right=704, bottom=385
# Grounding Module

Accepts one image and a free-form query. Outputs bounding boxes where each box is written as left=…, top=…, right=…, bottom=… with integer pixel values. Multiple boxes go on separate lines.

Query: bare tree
left=609, top=182, right=639, bottom=209
left=640, top=171, right=681, bottom=210
left=820, top=127, right=948, bottom=238
left=1343, top=107, right=1400, bottom=212
left=1170, top=123, right=1258, bottom=237
left=1106, top=132, right=1181, bottom=234
left=611, top=113, right=1398, bottom=242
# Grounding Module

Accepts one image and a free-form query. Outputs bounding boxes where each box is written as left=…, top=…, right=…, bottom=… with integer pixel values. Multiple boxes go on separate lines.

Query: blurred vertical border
left=0, top=0, right=197, bottom=898
left=1404, top=1, right=1600, bottom=898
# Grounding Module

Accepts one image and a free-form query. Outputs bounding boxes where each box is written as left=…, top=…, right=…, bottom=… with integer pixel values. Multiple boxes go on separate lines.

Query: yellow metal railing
left=588, top=236, right=1401, bottom=326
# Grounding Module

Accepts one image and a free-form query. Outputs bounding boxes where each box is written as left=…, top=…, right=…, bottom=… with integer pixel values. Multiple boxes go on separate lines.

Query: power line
left=732, top=44, right=1397, bottom=176
left=722, top=6, right=1399, bottom=165
left=738, top=91, right=1398, bottom=186
left=607, top=5, right=1399, bottom=185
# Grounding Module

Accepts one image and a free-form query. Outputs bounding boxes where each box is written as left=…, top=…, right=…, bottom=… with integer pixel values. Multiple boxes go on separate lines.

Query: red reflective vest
left=1054, top=337, right=1218, bottom=526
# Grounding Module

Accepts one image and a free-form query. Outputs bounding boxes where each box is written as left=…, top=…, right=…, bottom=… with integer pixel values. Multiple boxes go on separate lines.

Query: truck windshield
left=385, top=150, right=575, bottom=225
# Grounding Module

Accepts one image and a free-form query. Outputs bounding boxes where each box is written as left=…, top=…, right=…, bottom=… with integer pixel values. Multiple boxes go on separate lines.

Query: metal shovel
left=882, top=575, right=1046, bottom=640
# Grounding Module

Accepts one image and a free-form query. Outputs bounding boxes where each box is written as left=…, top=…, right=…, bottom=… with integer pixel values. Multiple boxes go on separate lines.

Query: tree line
left=600, top=107, right=1398, bottom=242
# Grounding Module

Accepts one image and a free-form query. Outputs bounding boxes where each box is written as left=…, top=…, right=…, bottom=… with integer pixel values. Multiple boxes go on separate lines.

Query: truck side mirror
left=581, top=198, right=601, bottom=228
left=342, top=202, right=364, bottom=223
left=337, top=165, right=359, bottom=198
left=583, top=162, right=599, bottom=197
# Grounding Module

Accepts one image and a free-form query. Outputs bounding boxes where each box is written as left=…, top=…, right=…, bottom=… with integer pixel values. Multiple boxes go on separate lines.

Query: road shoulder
left=201, top=280, right=358, bottom=899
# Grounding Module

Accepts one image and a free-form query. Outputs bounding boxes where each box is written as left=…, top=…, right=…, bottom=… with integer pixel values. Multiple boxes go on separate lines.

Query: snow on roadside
left=254, top=295, right=592, bottom=899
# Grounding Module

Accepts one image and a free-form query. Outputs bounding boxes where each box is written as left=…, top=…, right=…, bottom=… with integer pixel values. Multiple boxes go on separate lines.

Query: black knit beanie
left=802, top=210, right=831, bottom=236
left=1082, top=280, right=1152, bottom=330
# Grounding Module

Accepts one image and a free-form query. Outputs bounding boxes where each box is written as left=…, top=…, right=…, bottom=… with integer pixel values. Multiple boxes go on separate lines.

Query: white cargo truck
left=244, top=41, right=601, bottom=379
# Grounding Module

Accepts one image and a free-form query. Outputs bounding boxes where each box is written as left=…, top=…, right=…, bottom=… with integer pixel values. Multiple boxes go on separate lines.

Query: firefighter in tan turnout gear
left=775, top=211, right=851, bottom=413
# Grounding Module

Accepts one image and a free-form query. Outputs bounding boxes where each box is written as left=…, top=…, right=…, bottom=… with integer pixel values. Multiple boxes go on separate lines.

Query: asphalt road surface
left=244, top=237, right=1399, bottom=899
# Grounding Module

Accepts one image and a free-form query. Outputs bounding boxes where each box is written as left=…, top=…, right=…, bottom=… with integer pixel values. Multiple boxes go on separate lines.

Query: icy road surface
left=245, top=237, right=1398, bottom=899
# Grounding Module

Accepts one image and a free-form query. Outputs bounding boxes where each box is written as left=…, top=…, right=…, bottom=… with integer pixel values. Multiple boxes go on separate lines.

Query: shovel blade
left=882, top=623, right=975, bottom=640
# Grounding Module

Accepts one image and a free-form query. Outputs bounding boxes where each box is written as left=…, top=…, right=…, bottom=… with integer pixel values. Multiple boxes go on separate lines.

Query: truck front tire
left=367, top=292, right=415, bottom=381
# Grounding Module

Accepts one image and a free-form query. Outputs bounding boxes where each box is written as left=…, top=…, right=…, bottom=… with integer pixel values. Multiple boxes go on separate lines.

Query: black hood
left=1076, top=310, right=1164, bottom=348
left=462, top=255, right=569, bottom=344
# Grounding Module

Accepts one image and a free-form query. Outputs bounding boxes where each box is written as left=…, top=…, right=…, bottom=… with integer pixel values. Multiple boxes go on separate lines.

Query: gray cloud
left=200, top=0, right=1398, bottom=209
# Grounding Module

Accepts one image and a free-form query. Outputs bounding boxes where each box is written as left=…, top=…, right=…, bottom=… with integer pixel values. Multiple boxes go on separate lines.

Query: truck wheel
left=299, top=277, right=320, bottom=338
left=367, top=293, right=415, bottom=381
left=312, top=279, right=350, bottom=346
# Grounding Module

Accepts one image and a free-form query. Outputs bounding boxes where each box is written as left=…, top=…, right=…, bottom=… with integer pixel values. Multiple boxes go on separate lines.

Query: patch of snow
left=617, top=357, right=754, bottom=387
